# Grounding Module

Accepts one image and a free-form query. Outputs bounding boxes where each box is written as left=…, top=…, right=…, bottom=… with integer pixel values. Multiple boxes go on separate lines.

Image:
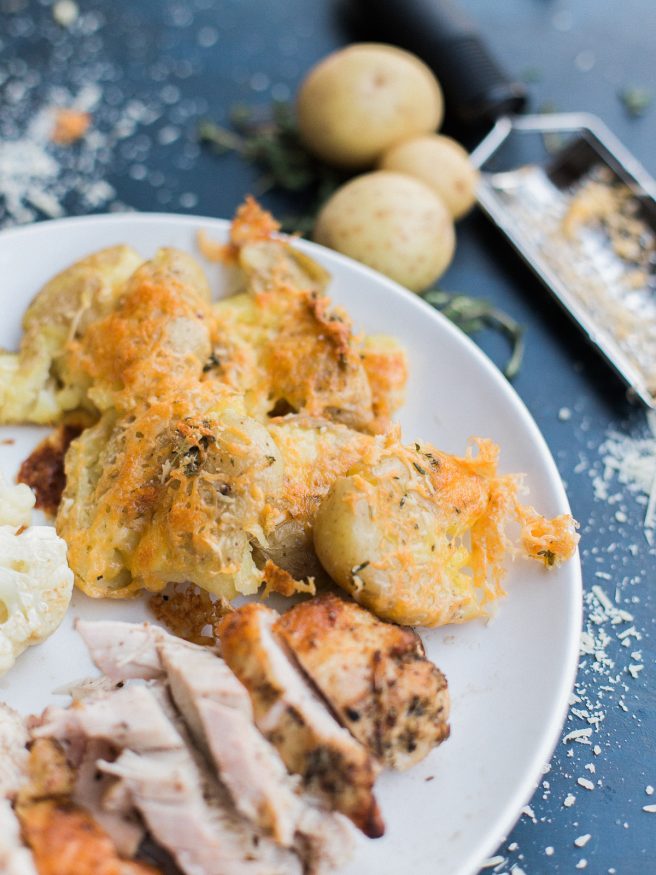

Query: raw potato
left=313, top=171, right=455, bottom=292
left=379, top=134, right=479, bottom=220
left=297, top=43, right=444, bottom=169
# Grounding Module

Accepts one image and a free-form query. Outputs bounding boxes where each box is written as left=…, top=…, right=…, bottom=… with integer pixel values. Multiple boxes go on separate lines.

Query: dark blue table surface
left=1, top=1, right=654, bottom=872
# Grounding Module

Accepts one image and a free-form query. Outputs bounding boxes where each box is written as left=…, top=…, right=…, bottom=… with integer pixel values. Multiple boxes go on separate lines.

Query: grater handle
left=353, top=0, right=527, bottom=125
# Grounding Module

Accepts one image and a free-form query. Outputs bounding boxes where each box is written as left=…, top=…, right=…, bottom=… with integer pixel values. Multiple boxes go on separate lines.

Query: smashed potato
left=314, top=436, right=578, bottom=626
left=57, top=382, right=282, bottom=599
left=0, top=246, right=143, bottom=424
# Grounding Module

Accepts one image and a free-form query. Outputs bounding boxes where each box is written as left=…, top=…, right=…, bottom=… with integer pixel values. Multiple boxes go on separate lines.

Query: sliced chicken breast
left=73, top=739, right=145, bottom=857
left=217, top=603, right=384, bottom=838
left=275, top=593, right=450, bottom=770
left=101, top=748, right=299, bottom=875
left=79, top=619, right=354, bottom=869
left=36, top=682, right=302, bottom=875
left=76, top=620, right=169, bottom=681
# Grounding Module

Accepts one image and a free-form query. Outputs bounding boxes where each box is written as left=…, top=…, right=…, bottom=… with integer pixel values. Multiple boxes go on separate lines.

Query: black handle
left=351, top=0, right=527, bottom=125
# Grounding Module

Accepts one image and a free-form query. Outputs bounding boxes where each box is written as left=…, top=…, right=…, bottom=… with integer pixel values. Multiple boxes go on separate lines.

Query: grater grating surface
left=473, top=114, right=656, bottom=407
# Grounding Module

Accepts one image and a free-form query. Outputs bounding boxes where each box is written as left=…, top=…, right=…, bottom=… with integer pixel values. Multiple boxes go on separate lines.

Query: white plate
left=0, top=214, right=582, bottom=875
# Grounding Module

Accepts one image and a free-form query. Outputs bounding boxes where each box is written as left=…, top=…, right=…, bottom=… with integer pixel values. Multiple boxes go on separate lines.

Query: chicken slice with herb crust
left=275, top=593, right=450, bottom=770
left=217, top=602, right=384, bottom=838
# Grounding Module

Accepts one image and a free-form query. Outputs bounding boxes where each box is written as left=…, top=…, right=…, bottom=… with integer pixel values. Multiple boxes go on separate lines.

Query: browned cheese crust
left=64, top=248, right=215, bottom=414
left=206, top=198, right=407, bottom=434
left=57, top=382, right=282, bottom=599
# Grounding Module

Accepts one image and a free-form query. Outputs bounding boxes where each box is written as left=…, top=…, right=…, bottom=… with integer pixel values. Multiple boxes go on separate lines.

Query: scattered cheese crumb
left=576, top=860, right=588, bottom=869
left=593, top=745, right=602, bottom=756
left=545, top=846, right=555, bottom=856
left=480, top=856, right=506, bottom=869
left=564, top=793, right=576, bottom=807
left=646, top=785, right=654, bottom=796
left=521, top=804, right=536, bottom=821
left=575, top=834, right=592, bottom=848
left=564, top=728, right=593, bottom=743
left=52, top=0, right=79, bottom=27
left=577, top=777, right=595, bottom=791
left=559, top=407, right=572, bottom=421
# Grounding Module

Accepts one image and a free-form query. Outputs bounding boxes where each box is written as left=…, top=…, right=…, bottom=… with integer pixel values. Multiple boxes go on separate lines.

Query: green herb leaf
left=198, top=102, right=348, bottom=235
left=537, top=548, right=557, bottom=567
left=421, top=289, right=524, bottom=380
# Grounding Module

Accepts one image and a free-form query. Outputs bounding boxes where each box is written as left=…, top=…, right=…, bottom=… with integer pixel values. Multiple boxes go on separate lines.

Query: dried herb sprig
left=422, top=289, right=524, bottom=380
left=198, top=102, right=346, bottom=234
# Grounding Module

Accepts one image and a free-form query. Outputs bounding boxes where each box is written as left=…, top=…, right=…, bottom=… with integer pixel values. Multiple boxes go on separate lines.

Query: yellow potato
left=379, top=134, right=479, bottom=220
left=313, top=171, right=455, bottom=292
left=297, top=43, right=444, bottom=169
left=313, top=447, right=477, bottom=627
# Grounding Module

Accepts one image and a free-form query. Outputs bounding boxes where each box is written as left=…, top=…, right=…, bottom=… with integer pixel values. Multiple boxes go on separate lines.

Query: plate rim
left=0, top=211, right=583, bottom=875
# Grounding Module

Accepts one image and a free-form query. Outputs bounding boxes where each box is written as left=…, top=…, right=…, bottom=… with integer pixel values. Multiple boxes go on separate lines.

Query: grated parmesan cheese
left=595, top=411, right=656, bottom=541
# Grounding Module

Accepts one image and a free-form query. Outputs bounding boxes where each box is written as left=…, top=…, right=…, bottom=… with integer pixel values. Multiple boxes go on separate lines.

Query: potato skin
left=379, top=134, right=479, bottom=220
left=297, top=43, right=444, bottom=169
left=313, top=171, right=455, bottom=292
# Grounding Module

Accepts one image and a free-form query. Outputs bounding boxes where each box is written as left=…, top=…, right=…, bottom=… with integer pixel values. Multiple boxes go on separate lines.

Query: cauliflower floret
left=0, top=526, right=73, bottom=676
left=0, top=475, right=35, bottom=528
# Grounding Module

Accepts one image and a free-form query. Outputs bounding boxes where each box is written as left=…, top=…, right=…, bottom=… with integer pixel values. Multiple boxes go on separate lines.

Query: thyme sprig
left=198, top=102, right=346, bottom=234
left=422, top=289, right=524, bottom=380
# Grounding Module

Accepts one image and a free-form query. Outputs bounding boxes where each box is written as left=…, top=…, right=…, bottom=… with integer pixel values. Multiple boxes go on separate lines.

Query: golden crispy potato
left=314, top=436, right=578, bottom=627
left=0, top=246, right=143, bottom=424
left=211, top=277, right=375, bottom=431
left=64, top=248, right=214, bottom=413
left=313, top=172, right=455, bottom=292
left=57, top=382, right=282, bottom=599
left=379, top=134, right=479, bottom=220
left=297, top=44, right=443, bottom=169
